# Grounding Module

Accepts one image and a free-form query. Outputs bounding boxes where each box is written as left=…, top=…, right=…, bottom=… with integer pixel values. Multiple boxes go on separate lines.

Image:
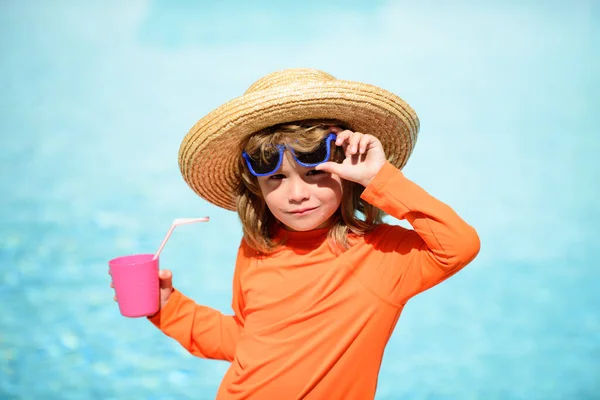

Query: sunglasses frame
left=242, top=133, right=337, bottom=177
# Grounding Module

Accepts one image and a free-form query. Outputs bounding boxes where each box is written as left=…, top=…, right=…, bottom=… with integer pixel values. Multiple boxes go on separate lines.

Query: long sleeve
left=360, top=161, right=481, bottom=305
left=148, top=244, right=247, bottom=361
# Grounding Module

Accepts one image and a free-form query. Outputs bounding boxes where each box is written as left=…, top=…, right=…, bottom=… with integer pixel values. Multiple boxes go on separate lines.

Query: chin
left=280, top=213, right=336, bottom=232
left=282, top=221, right=322, bottom=232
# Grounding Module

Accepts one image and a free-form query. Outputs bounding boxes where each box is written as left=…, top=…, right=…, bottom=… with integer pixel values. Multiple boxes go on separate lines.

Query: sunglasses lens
left=247, top=149, right=281, bottom=175
left=295, top=137, right=331, bottom=165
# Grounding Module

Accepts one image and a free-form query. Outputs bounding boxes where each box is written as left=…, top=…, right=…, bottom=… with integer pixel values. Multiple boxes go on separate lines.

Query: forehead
left=245, top=135, right=322, bottom=155
left=244, top=121, right=341, bottom=152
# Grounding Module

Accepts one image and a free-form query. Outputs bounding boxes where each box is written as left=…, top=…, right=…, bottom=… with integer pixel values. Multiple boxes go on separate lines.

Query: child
left=123, top=69, right=480, bottom=399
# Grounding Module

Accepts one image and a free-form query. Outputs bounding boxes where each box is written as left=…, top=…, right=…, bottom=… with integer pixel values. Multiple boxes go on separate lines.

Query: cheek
left=318, top=177, right=343, bottom=204
left=263, top=193, right=279, bottom=211
left=329, top=175, right=344, bottom=195
left=258, top=180, right=274, bottom=201
left=260, top=185, right=284, bottom=213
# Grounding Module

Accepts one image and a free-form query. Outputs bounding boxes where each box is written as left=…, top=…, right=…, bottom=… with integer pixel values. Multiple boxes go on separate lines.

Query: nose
left=288, top=176, right=310, bottom=203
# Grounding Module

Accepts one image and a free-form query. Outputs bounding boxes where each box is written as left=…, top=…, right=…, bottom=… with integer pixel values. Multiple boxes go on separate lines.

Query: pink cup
left=109, top=254, right=159, bottom=318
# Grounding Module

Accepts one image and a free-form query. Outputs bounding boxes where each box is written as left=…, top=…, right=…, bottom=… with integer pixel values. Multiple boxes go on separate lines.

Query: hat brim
left=179, top=80, right=419, bottom=211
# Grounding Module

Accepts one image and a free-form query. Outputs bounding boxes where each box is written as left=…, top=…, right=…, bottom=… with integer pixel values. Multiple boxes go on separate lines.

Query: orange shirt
left=149, top=161, right=480, bottom=399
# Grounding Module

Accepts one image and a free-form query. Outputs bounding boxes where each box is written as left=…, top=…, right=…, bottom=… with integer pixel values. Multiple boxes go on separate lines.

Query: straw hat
left=179, top=68, right=420, bottom=211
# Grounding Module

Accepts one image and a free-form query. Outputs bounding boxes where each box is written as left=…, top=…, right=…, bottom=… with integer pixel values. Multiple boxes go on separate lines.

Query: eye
left=269, top=174, right=285, bottom=180
left=307, top=169, right=326, bottom=176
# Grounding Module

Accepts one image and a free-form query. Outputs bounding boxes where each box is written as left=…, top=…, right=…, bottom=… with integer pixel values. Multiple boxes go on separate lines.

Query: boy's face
left=257, top=151, right=343, bottom=232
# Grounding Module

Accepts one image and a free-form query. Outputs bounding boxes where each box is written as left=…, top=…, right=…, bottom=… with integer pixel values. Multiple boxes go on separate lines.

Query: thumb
left=159, top=269, right=174, bottom=307
left=159, top=269, right=173, bottom=290
left=315, top=161, right=344, bottom=176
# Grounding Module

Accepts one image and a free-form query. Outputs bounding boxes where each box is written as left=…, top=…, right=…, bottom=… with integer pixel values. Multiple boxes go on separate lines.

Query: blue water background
left=1, top=1, right=598, bottom=399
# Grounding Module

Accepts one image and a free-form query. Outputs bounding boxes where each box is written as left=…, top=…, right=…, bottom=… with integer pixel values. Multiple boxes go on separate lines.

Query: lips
left=289, top=207, right=317, bottom=215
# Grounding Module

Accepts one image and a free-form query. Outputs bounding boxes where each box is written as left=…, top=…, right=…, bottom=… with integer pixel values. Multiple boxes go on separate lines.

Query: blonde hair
left=236, top=119, right=384, bottom=254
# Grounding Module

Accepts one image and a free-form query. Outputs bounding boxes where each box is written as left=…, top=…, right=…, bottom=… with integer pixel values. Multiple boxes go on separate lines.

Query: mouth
left=288, top=207, right=318, bottom=216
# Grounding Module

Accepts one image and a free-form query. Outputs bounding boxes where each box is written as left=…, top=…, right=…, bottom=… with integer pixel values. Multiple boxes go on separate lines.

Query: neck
left=274, top=225, right=330, bottom=243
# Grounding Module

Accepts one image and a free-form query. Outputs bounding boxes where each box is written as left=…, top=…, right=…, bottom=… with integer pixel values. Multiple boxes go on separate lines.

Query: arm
left=148, top=244, right=246, bottom=361
left=315, top=130, right=480, bottom=304
left=361, top=161, right=481, bottom=304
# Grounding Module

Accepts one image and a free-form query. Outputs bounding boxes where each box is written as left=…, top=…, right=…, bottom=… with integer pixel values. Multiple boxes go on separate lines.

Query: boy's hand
left=110, top=269, right=174, bottom=312
left=315, top=128, right=386, bottom=187
left=157, top=269, right=174, bottom=310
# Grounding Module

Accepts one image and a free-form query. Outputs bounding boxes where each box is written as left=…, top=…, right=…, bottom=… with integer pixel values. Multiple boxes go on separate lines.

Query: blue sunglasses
left=242, top=133, right=337, bottom=177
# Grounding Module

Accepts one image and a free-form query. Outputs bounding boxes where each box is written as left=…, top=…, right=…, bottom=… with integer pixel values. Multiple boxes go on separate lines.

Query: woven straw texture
left=178, top=68, right=420, bottom=210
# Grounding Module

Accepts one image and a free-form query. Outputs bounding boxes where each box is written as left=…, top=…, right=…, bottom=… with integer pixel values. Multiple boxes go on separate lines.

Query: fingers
left=334, top=130, right=352, bottom=149
left=110, top=280, right=116, bottom=301
left=334, top=130, right=354, bottom=157
left=159, top=269, right=174, bottom=306
left=334, top=130, right=375, bottom=156
left=348, top=132, right=363, bottom=156
left=358, top=134, right=375, bottom=155
left=314, top=161, right=343, bottom=175
left=110, top=270, right=173, bottom=304
left=109, top=271, right=116, bottom=300
left=159, top=269, right=173, bottom=289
